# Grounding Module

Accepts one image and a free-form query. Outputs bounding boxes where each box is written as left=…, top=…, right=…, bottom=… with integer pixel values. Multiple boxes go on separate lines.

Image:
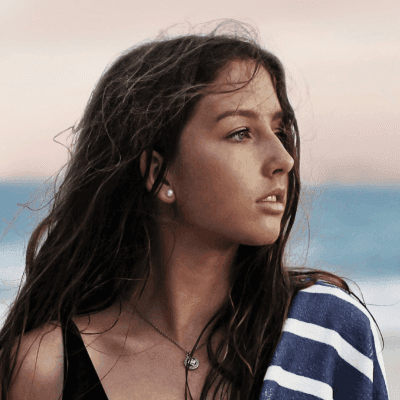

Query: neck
left=133, top=221, right=238, bottom=350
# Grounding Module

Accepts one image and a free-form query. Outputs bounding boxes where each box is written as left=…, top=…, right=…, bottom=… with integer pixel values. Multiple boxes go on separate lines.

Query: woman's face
left=168, top=60, right=294, bottom=247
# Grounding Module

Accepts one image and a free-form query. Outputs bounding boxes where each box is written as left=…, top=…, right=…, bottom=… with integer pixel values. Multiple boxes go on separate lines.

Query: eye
left=274, top=125, right=288, bottom=142
left=228, top=128, right=251, bottom=143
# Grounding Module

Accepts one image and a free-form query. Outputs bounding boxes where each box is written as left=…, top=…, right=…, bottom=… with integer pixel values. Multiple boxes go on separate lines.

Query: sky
left=1, top=0, right=399, bottom=185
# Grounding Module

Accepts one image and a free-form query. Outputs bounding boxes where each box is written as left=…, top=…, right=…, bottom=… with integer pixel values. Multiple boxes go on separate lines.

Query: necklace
left=135, top=308, right=207, bottom=371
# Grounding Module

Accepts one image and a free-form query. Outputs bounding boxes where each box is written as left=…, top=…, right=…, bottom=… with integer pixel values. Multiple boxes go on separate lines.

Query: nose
left=262, top=133, right=295, bottom=178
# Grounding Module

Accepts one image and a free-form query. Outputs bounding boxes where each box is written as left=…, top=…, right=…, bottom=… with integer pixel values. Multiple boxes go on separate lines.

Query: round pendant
left=184, top=353, right=200, bottom=370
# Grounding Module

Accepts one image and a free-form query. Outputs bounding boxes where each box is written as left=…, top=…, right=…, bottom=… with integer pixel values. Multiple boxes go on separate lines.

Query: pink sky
left=1, top=0, right=399, bottom=185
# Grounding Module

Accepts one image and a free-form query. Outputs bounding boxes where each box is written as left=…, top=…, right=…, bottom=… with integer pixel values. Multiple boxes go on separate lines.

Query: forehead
left=200, top=60, right=280, bottom=114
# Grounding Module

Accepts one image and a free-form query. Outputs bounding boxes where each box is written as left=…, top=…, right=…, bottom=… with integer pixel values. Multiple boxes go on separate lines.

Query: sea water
left=1, top=181, right=399, bottom=332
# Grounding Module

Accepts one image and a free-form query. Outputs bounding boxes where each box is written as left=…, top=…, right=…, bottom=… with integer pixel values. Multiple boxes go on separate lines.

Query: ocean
left=1, top=181, right=399, bottom=331
left=1, top=180, right=399, bottom=397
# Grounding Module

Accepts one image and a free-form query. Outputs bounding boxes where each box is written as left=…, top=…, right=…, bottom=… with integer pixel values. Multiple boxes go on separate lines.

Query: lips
left=256, top=188, right=286, bottom=204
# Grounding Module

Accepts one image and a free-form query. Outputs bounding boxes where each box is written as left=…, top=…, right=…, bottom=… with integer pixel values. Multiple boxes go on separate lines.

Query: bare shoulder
left=8, top=322, right=64, bottom=400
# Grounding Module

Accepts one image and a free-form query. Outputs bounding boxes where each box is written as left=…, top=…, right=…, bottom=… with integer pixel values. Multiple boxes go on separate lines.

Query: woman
left=0, top=21, right=389, bottom=399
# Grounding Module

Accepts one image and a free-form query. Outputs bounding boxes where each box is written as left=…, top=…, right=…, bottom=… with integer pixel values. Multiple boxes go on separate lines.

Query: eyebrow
left=216, top=109, right=284, bottom=123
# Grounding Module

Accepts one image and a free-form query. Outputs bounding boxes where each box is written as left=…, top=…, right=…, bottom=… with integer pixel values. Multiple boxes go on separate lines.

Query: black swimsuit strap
left=62, top=319, right=109, bottom=400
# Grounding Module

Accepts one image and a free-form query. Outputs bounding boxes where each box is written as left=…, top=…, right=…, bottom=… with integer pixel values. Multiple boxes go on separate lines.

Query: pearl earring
left=166, top=189, right=174, bottom=198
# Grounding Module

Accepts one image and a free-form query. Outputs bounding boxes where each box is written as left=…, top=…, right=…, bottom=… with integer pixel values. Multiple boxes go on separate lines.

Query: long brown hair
left=0, top=20, right=359, bottom=400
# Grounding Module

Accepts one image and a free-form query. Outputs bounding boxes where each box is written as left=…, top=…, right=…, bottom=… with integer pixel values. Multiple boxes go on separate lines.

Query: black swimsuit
left=62, top=319, right=109, bottom=399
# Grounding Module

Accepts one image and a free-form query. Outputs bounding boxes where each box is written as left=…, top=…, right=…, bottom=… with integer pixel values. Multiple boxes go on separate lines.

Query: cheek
left=172, top=147, right=282, bottom=246
left=181, top=155, right=231, bottom=205
left=176, top=149, right=256, bottom=222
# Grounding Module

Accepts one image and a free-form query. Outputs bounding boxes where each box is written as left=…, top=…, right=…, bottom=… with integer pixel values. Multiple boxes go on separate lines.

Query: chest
left=81, top=336, right=227, bottom=400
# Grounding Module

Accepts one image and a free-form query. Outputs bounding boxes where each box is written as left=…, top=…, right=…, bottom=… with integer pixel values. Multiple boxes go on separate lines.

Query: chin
left=239, top=231, right=281, bottom=247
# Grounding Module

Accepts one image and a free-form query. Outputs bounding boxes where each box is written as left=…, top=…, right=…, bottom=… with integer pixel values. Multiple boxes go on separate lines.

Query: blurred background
left=1, top=0, right=399, bottom=397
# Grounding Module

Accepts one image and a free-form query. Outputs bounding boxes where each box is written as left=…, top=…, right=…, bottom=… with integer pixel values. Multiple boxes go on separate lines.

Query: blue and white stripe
left=259, top=281, right=389, bottom=399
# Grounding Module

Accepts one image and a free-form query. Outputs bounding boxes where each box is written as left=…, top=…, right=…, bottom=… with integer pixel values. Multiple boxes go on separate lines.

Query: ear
left=140, top=150, right=175, bottom=203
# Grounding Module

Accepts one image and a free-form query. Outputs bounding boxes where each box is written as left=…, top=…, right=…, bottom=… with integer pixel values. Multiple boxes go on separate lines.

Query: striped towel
left=260, top=281, right=390, bottom=399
